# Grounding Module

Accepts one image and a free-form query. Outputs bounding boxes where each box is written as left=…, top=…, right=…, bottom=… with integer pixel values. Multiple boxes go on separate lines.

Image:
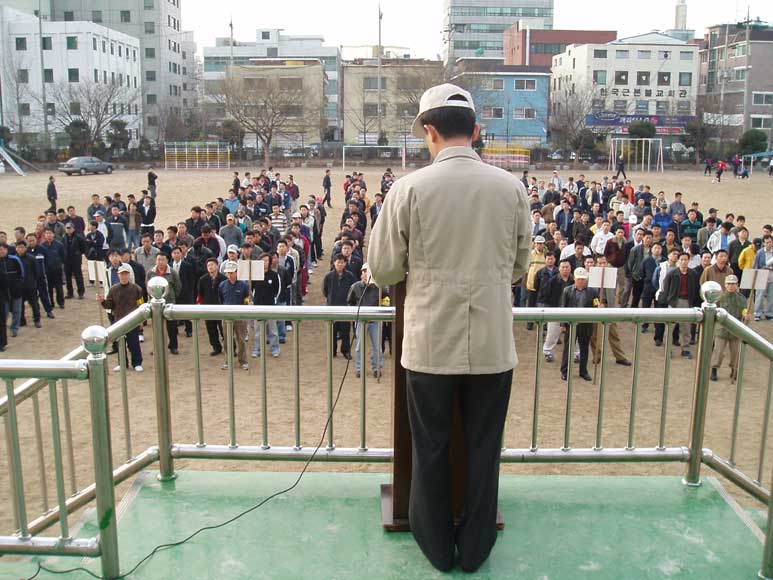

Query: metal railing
left=1, top=277, right=773, bottom=579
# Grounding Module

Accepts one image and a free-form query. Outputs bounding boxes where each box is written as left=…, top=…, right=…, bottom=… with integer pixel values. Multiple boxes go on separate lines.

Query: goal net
left=164, top=141, right=231, bottom=170
left=342, top=145, right=406, bottom=172
left=608, top=138, right=664, bottom=174
left=480, top=146, right=531, bottom=171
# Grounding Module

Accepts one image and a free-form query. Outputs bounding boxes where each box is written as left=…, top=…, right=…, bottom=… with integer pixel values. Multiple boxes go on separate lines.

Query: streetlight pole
left=37, top=0, right=50, bottom=159
left=377, top=2, right=383, bottom=143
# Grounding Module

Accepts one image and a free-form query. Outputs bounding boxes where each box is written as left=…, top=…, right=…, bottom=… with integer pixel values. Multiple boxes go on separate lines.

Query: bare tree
left=344, top=91, right=384, bottom=146
left=42, top=81, right=139, bottom=151
left=550, top=84, right=601, bottom=164
left=0, top=49, right=35, bottom=148
left=212, top=73, right=324, bottom=166
left=390, top=65, right=444, bottom=146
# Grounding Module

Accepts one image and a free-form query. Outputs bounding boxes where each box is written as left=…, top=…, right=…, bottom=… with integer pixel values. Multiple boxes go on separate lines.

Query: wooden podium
left=380, top=281, right=504, bottom=531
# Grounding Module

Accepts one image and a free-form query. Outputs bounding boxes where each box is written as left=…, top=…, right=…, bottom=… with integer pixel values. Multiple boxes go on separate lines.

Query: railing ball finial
left=81, top=325, right=109, bottom=355
left=147, top=276, right=169, bottom=301
left=700, top=281, right=722, bottom=305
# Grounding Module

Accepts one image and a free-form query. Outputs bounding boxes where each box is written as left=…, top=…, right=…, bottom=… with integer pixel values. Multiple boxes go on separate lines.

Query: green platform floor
left=1, top=471, right=767, bottom=580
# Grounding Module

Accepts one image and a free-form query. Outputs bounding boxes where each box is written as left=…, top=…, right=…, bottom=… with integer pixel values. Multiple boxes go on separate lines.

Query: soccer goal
left=342, top=145, right=406, bottom=172
left=608, top=138, right=664, bottom=174
left=164, top=141, right=231, bottom=170
left=480, top=145, right=531, bottom=171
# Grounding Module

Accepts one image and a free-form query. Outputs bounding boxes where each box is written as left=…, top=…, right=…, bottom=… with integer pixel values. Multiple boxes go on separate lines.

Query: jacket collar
left=432, top=146, right=481, bottom=165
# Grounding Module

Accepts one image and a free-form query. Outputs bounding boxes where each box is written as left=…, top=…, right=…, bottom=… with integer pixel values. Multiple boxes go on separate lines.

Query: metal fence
left=1, top=278, right=773, bottom=579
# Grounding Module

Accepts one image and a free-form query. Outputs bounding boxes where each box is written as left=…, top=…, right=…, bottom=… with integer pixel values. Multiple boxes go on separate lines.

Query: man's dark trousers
left=205, top=320, right=223, bottom=353
left=561, top=324, right=592, bottom=376
left=406, top=370, right=512, bottom=572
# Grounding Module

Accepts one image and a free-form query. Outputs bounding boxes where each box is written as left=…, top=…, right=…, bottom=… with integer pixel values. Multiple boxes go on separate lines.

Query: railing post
left=147, top=277, right=176, bottom=481
left=760, top=459, right=773, bottom=578
left=684, top=281, right=721, bottom=487
left=81, top=326, right=120, bottom=579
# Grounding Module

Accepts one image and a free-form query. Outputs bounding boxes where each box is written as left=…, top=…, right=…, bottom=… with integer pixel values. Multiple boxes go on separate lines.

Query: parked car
left=58, top=157, right=113, bottom=176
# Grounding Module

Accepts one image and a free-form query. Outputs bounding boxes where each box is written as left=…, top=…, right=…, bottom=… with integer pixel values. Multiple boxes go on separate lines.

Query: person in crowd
left=753, top=235, right=773, bottom=321
left=40, top=229, right=65, bottom=310
left=198, top=258, right=226, bottom=356
left=46, top=176, right=58, bottom=212
left=171, top=245, right=196, bottom=338
left=323, top=254, right=355, bottom=359
left=560, top=267, right=597, bottom=381
left=14, top=241, right=40, bottom=329
left=0, top=244, right=24, bottom=339
left=97, top=264, right=144, bottom=372
left=217, top=260, right=250, bottom=371
left=711, top=274, right=748, bottom=382
left=700, top=249, right=732, bottom=290
left=25, top=234, right=55, bottom=319
left=146, top=253, right=181, bottom=355
left=661, top=252, right=701, bottom=359
left=322, top=169, right=333, bottom=208
left=251, top=253, right=282, bottom=359
left=62, top=222, right=87, bottom=300
left=347, top=263, right=384, bottom=378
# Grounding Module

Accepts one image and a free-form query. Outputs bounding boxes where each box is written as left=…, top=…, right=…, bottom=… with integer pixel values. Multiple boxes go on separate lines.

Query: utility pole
left=37, top=0, right=50, bottom=159
left=229, top=16, right=234, bottom=73
left=377, top=2, right=383, bottom=144
left=737, top=8, right=754, bottom=132
left=717, top=24, right=730, bottom=156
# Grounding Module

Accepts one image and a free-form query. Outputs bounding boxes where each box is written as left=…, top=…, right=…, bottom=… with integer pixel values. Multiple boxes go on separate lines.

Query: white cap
left=361, top=262, right=369, bottom=271
left=534, top=235, right=546, bottom=244
left=574, top=267, right=589, bottom=280
left=628, top=215, right=638, bottom=224
left=410, top=84, right=475, bottom=138
left=223, top=260, right=238, bottom=273
left=227, top=244, right=239, bottom=254
left=291, top=212, right=302, bottom=219
left=118, top=264, right=132, bottom=274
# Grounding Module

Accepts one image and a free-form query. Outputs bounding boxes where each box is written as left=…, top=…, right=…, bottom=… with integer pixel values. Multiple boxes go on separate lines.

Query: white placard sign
left=87, top=260, right=108, bottom=286
left=740, top=268, right=769, bottom=291
left=588, top=267, right=618, bottom=289
left=237, top=260, right=264, bottom=282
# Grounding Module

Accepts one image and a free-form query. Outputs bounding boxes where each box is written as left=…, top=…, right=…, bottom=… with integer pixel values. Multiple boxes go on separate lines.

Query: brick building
left=503, top=22, right=616, bottom=67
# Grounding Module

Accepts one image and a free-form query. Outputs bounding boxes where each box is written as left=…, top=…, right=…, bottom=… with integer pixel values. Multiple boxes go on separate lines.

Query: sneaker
left=134, top=365, right=144, bottom=372
left=544, top=353, right=554, bottom=363
left=373, top=370, right=381, bottom=378
left=210, top=350, right=222, bottom=357
left=710, top=368, right=718, bottom=382
left=34, top=321, right=42, bottom=328
left=279, top=338, right=286, bottom=344
left=573, top=354, right=579, bottom=364
left=11, top=330, right=17, bottom=338
left=355, top=371, right=361, bottom=378
left=286, top=323, right=293, bottom=332
left=221, top=363, right=229, bottom=370
left=138, top=334, right=144, bottom=342
left=252, top=352, right=259, bottom=358
left=46, top=312, right=55, bottom=319
left=682, top=351, right=693, bottom=359
left=271, top=352, right=280, bottom=358
left=112, top=365, right=121, bottom=372
left=241, top=363, right=249, bottom=371
left=755, top=316, right=761, bottom=322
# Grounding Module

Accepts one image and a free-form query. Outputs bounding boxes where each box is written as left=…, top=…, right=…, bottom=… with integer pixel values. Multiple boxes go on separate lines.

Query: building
left=451, top=58, right=549, bottom=146
left=48, top=0, right=188, bottom=142
left=551, top=33, right=700, bottom=144
left=662, top=0, right=695, bottom=43
left=341, top=58, right=443, bottom=146
left=0, top=5, right=142, bottom=147
left=180, top=30, right=199, bottom=113
left=203, top=29, right=342, bottom=141
left=503, top=22, right=616, bottom=67
left=442, top=0, right=553, bottom=65
left=698, top=21, right=773, bottom=138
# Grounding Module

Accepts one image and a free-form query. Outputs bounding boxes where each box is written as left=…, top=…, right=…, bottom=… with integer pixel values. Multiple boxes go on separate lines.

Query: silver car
left=58, top=156, right=114, bottom=176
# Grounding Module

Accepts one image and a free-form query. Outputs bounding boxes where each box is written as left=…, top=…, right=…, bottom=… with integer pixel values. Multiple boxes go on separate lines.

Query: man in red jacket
left=603, top=227, right=628, bottom=306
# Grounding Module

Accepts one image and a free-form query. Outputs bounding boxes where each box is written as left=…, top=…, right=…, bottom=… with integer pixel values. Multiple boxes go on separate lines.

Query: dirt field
left=1, top=164, right=772, bottom=536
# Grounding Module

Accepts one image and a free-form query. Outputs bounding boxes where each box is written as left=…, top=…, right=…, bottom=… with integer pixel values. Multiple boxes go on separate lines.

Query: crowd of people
left=516, top=168, right=773, bottom=382
left=0, top=167, right=396, bottom=379
left=1, top=165, right=771, bottom=385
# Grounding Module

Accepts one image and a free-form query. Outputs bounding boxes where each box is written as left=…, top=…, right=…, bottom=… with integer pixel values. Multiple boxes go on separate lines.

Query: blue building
left=452, top=59, right=550, bottom=147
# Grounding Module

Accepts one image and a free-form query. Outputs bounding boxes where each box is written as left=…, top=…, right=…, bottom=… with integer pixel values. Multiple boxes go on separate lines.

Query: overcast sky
left=182, top=0, right=771, bottom=58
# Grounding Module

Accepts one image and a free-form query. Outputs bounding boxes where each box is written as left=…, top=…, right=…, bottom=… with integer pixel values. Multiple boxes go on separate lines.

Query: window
left=146, top=71, right=157, bottom=81
left=679, top=72, right=692, bottom=87
left=261, top=31, right=271, bottom=40
left=102, top=40, right=106, bottom=53
left=121, top=10, right=131, bottom=22
left=183, top=82, right=187, bottom=90
left=481, top=78, right=504, bottom=90
left=734, top=69, right=746, bottom=81
left=66, top=36, right=78, bottom=50
left=69, top=102, right=81, bottom=115
left=147, top=116, right=158, bottom=127
left=514, top=108, right=537, bottom=119
left=111, top=72, right=115, bottom=84
left=94, top=68, right=99, bottom=82
left=280, top=105, right=303, bottom=117
left=145, top=22, right=155, bottom=34
left=118, top=73, right=123, bottom=86
left=133, top=49, right=137, bottom=62
left=42, top=36, right=52, bottom=50
left=43, top=69, right=53, bottom=83
left=614, top=71, right=628, bottom=85
left=182, top=50, right=187, bottom=60
left=593, top=49, right=607, bottom=58
left=147, top=94, right=157, bottom=105
left=182, top=67, right=187, bottom=75
left=613, top=100, right=627, bottom=113
left=751, top=117, right=773, bottom=129
left=592, top=70, right=607, bottom=85
left=396, top=103, right=419, bottom=118
left=133, top=76, right=138, bottom=88
left=92, top=37, right=97, bottom=50
left=45, top=103, right=55, bottom=116
left=245, top=77, right=268, bottom=91
left=18, top=69, right=29, bottom=84
left=481, top=106, right=504, bottom=119
left=92, top=10, right=102, bottom=22
left=363, top=77, right=387, bottom=91
left=15, top=37, right=27, bottom=50
left=637, top=50, right=651, bottom=59
left=615, top=50, right=629, bottom=59
left=144, top=0, right=154, bottom=9
left=636, top=71, right=651, bottom=86
left=680, top=51, right=693, bottom=61
left=145, top=47, right=156, bottom=59
left=118, top=45, right=122, bottom=57
left=677, top=100, right=691, bottom=114
left=657, top=72, right=671, bottom=86
left=658, top=50, right=671, bottom=60
left=103, top=70, right=107, bottom=83
left=656, top=101, right=670, bottom=114
left=267, top=47, right=278, bottom=58
left=68, top=68, right=79, bottom=83
left=18, top=103, right=31, bottom=116
left=63, top=11, right=73, bottom=21
left=753, top=93, right=773, bottom=105
left=515, top=79, right=536, bottom=91
left=363, top=103, right=387, bottom=118
left=592, top=99, right=605, bottom=113
left=635, top=100, right=649, bottom=114
left=110, top=42, right=114, bottom=55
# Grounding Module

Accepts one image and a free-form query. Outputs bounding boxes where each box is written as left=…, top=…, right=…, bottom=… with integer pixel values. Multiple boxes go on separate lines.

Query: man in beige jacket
left=369, top=83, right=531, bottom=572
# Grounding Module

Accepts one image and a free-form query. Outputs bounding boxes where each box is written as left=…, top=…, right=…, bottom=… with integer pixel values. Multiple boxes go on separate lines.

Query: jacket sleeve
left=368, top=181, right=410, bottom=287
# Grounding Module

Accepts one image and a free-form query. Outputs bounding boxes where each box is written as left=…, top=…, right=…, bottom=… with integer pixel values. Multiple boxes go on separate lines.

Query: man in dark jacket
left=559, top=267, right=599, bottom=381
left=541, top=260, right=573, bottom=362
left=41, top=229, right=65, bottom=309
left=661, top=252, right=700, bottom=359
left=105, top=206, right=129, bottom=250
left=98, top=264, right=144, bottom=372
left=15, top=241, right=40, bottom=328
left=62, top=223, right=87, bottom=299
left=171, top=245, right=196, bottom=337
left=198, top=258, right=226, bottom=355
left=46, top=176, right=58, bottom=212
left=323, top=254, right=356, bottom=358
left=0, top=244, right=24, bottom=338
left=251, top=253, right=282, bottom=358
left=25, top=234, right=55, bottom=319
left=139, top=196, right=157, bottom=237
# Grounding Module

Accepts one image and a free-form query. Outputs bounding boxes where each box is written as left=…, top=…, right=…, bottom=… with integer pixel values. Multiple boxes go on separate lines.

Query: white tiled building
left=0, top=5, right=142, bottom=146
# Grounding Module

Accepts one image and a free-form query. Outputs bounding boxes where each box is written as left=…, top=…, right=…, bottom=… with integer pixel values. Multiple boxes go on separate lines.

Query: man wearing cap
left=711, top=275, right=748, bottom=381
left=346, top=263, right=384, bottom=378
left=369, top=83, right=531, bottom=572
left=62, top=222, right=87, bottom=300
left=97, top=264, right=144, bottom=372
left=217, top=260, right=250, bottom=370
left=559, top=267, right=598, bottom=381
